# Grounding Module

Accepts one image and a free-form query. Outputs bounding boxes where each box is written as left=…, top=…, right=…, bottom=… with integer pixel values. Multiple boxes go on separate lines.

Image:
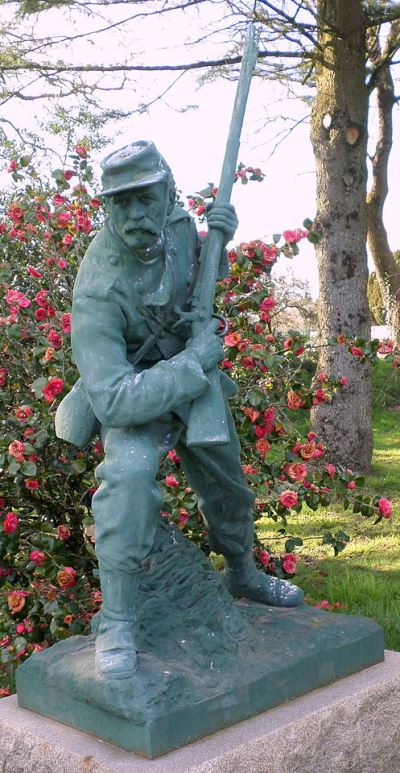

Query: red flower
left=75, top=144, right=88, bottom=158
left=35, top=307, right=48, bottom=321
left=165, top=474, right=179, bottom=487
left=3, top=511, right=18, bottom=534
left=63, top=170, right=75, bottom=181
left=350, top=346, right=364, bottom=358
left=14, top=406, right=32, bottom=422
left=259, top=549, right=270, bottom=567
left=25, top=479, right=39, bottom=490
left=61, top=313, right=71, bottom=333
left=377, top=497, right=393, bottom=519
left=47, top=329, right=63, bottom=349
left=0, top=368, right=7, bottom=387
left=282, top=553, right=297, bottom=574
left=42, top=378, right=64, bottom=402
left=284, top=462, right=308, bottom=482
left=279, top=490, right=298, bottom=509
left=35, top=290, right=49, bottom=307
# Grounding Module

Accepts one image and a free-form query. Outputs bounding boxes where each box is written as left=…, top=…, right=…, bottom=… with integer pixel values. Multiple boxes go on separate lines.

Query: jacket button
left=109, top=255, right=119, bottom=266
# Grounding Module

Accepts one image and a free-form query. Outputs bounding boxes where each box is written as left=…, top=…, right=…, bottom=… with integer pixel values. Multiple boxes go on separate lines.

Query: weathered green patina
left=54, top=138, right=304, bottom=682
left=16, top=521, right=384, bottom=757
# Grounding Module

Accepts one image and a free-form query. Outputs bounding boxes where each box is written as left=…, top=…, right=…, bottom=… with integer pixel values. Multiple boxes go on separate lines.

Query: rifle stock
left=186, top=24, right=259, bottom=448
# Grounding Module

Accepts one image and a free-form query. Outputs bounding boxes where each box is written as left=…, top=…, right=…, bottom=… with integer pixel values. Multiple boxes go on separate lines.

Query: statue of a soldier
left=56, top=140, right=304, bottom=681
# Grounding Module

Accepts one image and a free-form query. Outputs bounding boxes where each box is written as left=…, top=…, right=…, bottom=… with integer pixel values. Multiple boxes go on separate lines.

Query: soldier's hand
left=206, top=203, right=238, bottom=245
left=188, top=320, right=225, bottom=372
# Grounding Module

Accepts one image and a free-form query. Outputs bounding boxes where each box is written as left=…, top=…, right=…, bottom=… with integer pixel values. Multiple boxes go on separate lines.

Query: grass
left=258, top=360, right=400, bottom=651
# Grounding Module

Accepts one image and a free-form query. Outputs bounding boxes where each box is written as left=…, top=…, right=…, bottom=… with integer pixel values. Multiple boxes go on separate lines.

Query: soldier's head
left=100, top=141, right=176, bottom=251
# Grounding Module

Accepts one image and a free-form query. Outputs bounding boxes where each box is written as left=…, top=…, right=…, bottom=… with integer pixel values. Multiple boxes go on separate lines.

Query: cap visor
left=99, top=170, right=166, bottom=197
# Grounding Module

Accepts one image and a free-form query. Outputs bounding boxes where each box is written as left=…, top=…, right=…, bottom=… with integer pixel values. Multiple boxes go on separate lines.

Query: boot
left=95, top=570, right=139, bottom=679
left=223, top=551, right=304, bottom=608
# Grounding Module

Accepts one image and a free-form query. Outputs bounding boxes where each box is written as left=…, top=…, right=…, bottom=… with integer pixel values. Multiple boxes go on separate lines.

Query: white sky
left=2, top=2, right=400, bottom=299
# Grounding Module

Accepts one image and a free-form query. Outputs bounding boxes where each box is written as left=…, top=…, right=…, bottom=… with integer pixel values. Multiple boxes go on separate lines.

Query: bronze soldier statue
left=56, top=140, right=304, bottom=681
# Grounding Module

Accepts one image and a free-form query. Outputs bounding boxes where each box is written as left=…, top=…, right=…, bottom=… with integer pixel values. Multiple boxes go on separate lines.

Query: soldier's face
left=108, top=183, right=168, bottom=251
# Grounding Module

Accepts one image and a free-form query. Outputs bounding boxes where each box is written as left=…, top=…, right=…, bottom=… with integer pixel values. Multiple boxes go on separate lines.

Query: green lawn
left=258, top=361, right=400, bottom=651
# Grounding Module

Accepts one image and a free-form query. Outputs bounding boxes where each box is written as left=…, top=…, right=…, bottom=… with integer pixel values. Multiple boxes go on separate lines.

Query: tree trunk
left=366, top=22, right=400, bottom=349
left=310, top=0, right=372, bottom=473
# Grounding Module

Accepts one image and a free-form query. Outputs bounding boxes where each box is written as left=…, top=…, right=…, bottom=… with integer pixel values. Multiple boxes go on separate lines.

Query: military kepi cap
left=99, top=140, right=168, bottom=197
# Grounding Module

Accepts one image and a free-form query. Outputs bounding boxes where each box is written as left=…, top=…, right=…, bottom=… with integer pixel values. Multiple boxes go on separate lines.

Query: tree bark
left=310, top=0, right=372, bottom=473
left=366, top=22, right=400, bottom=349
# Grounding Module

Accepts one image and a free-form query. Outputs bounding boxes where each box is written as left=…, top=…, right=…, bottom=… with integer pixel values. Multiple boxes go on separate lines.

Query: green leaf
left=7, top=458, right=21, bottom=476
left=19, top=155, right=32, bottom=167
left=72, top=458, right=87, bottom=475
left=21, top=461, right=37, bottom=477
left=273, top=233, right=281, bottom=244
left=31, top=376, right=48, bottom=398
left=335, top=530, right=350, bottom=543
left=51, top=169, right=65, bottom=181
left=322, top=532, right=334, bottom=545
left=34, top=430, right=48, bottom=448
left=303, top=218, right=313, bottom=230
left=285, top=537, right=303, bottom=552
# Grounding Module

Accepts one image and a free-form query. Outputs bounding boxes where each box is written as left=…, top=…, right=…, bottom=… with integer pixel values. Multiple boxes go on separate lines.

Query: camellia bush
left=0, top=149, right=393, bottom=695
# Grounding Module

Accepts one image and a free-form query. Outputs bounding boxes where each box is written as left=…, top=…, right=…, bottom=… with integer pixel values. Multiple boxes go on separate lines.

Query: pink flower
left=15, top=623, right=26, bottom=634
left=279, top=490, right=298, bottom=509
left=314, top=599, right=330, bottom=609
left=53, top=194, right=66, bottom=206
left=324, top=463, right=336, bottom=478
left=177, top=508, right=189, bottom=528
left=168, top=450, right=180, bottom=465
left=0, top=368, right=7, bottom=387
left=7, top=160, right=17, bottom=172
left=347, top=480, right=356, bottom=490
left=35, top=307, right=48, bottom=322
left=27, top=266, right=43, bottom=278
left=57, top=525, right=71, bottom=541
left=287, top=390, right=304, bottom=410
left=255, top=438, right=271, bottom=457
left=42, top=378, right=64, bottom=402
left=282, top=228, right=308, bottom=244
left=259, top=549, right=270, bottom=567
left=165, top=474, right=179, bottom=487
left=62, top=233, right=73, bottom=246
left=63, top=170, right=75, bottom=181
left=317, top=372, right=328, bottom=382
left=284, top=462, right=308, bottom=482
left=350, top=346, right=364, bottom=358
left=377, top=497, right=393, bottom=519
left=29, top=550, right=46, bottom=566
left=61, top=313, right=71, bottom=334
left=241, top=356, right=255, bottom=369
left=8, top=439, right=26, bottom=462
left=35, top=290, right=48, bottom=307
left=75, top=144, right=88, bottom=158
left=14, top=406, right=32, bottom=423
left=282, top=553, right=297, bottom=575
left=3, top=511, right=18, bottom=534
left=47, top=329, right=63, bottom=349
left=260, top=297, right=276, bottom=313
left=57, top=566, right=77, bottom=589
left=341, top=376, right=348, bottom=386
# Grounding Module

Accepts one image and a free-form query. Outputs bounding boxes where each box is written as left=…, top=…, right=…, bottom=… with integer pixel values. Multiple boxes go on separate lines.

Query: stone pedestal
left=2, top=651, right=400, bottom=772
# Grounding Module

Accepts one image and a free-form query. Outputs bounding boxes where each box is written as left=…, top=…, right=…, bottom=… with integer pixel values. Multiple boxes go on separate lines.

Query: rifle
left=185, top=24, right=259, bottom=448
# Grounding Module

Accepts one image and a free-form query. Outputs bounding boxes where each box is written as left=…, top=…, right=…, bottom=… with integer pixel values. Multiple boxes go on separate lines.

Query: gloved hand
left=187, top=319, right=225, bottom=372
left=206, top=203, right=238, bottom=245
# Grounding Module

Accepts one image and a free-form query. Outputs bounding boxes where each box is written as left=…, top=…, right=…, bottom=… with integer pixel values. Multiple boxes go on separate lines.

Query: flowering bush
left=0, top=150, right=393, bottom=693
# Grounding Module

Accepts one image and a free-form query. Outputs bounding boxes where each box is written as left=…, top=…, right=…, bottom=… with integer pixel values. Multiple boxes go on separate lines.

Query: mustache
left=123, top=219, right=159, bottom=235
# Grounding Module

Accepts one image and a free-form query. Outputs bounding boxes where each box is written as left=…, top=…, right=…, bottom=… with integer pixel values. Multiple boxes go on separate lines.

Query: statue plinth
left=16, top=524, right=384, bottom=758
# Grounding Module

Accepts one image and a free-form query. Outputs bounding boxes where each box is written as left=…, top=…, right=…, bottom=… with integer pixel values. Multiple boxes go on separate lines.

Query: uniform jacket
left=55, top=205, right=235, bottom=446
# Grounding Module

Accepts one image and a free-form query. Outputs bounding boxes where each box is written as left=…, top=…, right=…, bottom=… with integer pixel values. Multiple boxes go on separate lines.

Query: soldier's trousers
left=92, top=403, right=255, bottom=573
